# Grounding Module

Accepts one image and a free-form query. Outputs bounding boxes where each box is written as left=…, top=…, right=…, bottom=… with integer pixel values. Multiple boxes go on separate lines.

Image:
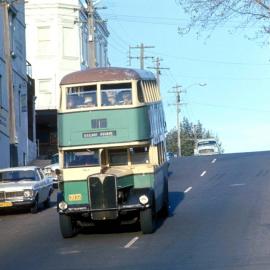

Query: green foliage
left=166, top=117, right=223, bottom=156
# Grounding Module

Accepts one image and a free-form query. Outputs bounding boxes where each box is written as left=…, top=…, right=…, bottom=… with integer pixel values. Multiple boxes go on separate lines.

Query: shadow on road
left=78, top=191, right=186, bottom=236
left=79, top=221, right=141, bottom=235
left=168, top=191, right=185, bottom=216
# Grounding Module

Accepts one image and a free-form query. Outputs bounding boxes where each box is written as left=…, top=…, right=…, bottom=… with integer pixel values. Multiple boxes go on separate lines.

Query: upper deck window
left=101, top=83, right=132, bottom=106
left=66, top=85, right=97, bottom=109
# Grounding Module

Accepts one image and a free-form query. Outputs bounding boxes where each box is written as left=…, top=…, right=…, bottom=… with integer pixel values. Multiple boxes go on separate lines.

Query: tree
left=166, top=117, right=223, bottom=156
left=176, top=0, right=270, bottom=38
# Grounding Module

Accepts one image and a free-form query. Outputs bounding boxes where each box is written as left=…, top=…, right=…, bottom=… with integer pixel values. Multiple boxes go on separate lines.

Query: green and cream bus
left=57, top=67, right=169, bottom=238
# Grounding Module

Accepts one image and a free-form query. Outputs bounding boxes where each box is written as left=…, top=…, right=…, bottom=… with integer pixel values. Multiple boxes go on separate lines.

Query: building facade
left=25, top=0, right=109, bottom=157
left=0, top=2, right=36, bottom=168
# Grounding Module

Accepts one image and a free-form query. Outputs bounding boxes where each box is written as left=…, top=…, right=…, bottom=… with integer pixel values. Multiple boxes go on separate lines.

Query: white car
left=194, top=138, right=221, bottom=156
left=43, top=163, right=59, bottom=187
left=0, top=166, right=54, bottom=213
left=43, top=153, right=59, bottom=187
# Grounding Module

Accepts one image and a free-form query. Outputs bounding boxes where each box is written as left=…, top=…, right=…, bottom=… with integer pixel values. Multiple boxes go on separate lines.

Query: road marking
left=230, top=183, right=246, bottom=187
left=60, top=250, right=81, bottom=255
left=200, top=171, right=207, bottom=177
left=124, top=237, right=139, bottom=248
left=53, top=206, right=57, bottom=209
left=211, top=158, right=217, bottom=164
left=184, top=187, right=192, bottom=193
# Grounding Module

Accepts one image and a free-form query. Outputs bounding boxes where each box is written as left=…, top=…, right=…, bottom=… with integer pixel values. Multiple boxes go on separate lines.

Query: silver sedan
left=0, top=166, right=53, bottom=213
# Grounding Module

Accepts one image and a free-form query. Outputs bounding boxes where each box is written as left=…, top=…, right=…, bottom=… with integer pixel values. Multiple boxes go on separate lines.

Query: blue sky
left=99, top=0, right=270, bottom=153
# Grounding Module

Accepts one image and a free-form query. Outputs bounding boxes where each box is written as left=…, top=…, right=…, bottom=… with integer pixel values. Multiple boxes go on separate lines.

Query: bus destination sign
left=82, top=130, right=116, bottom=138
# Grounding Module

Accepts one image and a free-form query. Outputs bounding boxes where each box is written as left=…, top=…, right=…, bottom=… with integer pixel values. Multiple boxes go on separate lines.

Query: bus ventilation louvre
left=88, top=175, right=118, bottom=220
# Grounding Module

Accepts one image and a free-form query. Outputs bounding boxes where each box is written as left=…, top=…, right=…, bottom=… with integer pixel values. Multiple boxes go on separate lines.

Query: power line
left=190, top=102, right=270, bottom=113
left=103, top=13, right=261, bottom=29
left=150, top=50, right=270, bottom=66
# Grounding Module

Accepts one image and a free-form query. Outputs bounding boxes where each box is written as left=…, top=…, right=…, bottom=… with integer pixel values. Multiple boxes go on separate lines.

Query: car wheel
left=44, top=196, right=51, bottom=208
left=140, top=198, right=156, bottom=234
left=44, top=188, right=53, bottom=208
left=30, top=196, right=39, bottom=214
left=59, top=214, right=75, bottom=238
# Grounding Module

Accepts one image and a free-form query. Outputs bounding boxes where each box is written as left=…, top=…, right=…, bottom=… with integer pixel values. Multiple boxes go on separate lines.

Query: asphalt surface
left=1, top=151, right=270, bottom=270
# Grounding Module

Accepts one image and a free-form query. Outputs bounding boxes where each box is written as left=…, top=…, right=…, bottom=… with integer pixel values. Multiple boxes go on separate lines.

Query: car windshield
left=0, top=170, right=36, bottom=182
left=198, top=141, right=216, bottom=147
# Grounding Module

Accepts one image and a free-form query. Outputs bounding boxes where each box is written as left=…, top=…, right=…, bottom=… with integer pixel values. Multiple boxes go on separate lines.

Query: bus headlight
left=58, top=201, right=68, bottom=210
left=139, top=195, right=149, bottom=205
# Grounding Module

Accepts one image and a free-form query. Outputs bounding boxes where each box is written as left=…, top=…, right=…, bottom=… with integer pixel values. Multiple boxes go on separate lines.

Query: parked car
left=43, top=153, right=59, bottom=187
left=0, top=166, right=54, bottom=213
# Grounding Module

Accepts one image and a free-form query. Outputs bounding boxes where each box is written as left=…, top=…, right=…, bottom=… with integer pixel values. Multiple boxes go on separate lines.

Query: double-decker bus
left=56, top=67, right=169, bottom=238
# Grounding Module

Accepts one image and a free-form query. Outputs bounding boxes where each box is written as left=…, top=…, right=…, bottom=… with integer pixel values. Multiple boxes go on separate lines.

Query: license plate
left=0, top=202, right=13, bottom=207
left=68, top=194, right=82, bottom=201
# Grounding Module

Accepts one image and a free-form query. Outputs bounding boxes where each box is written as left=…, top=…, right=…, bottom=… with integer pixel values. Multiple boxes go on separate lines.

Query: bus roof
left=60, top=67, right=156, bottom=85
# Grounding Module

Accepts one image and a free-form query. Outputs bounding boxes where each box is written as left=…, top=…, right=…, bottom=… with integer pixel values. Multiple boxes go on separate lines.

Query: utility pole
left=128, top=43, right=154, bottom=69
left=2, top=1, right=18, bottom=166
left=86, top=0, right=96, bottom=68
left=147, top=57, right=169, bottom=90
left=169, top=85, right=185, bottom=157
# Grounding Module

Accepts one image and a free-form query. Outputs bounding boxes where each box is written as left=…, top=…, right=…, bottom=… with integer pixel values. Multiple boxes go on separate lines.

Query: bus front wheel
left=140, top=206, right=156, bottom=234
left=59, top=214, right=75, bottom=238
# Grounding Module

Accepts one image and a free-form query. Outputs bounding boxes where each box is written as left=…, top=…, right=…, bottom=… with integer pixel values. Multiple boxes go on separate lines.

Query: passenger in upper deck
left=121, top=91, right=132, bottom=105
left=67, top=95, right=76, bottom=109
left=106, top=91, right=117, bottom=106
left=83, top=95, right=96, bottom=107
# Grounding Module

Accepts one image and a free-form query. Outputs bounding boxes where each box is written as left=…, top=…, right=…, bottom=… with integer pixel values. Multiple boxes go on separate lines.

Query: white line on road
left=211, top=158, right=217, bottom=164
left=124, top=237, right=139, bottom=248
left=230, top=183, right=246, bottom=187
left=200, top=171, right=207, bottom=177
left=60, top=250, right=81, bottom=255
left=184, top=187, right=192, bottom=193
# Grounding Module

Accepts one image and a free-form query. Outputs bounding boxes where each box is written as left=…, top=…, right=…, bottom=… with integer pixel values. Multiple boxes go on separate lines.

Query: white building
left=25, top=0, right=109, bottom=157
left=0, top=2, right=36, bottom=168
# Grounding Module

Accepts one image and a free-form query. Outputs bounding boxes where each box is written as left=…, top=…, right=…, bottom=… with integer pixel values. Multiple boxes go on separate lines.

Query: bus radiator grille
left=88, top=175, right=118, bottom=220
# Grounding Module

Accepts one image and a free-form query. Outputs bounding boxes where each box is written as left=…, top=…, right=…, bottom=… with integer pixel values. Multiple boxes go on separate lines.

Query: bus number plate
left=68, top=194, right=82, bottom=201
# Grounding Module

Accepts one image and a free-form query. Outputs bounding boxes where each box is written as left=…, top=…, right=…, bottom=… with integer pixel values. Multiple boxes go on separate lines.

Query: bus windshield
left=64, top=149, right=99, bottom=168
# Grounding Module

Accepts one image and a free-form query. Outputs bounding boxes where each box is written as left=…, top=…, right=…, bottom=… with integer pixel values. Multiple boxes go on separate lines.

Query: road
left=1, top=151, right=270, bottom=270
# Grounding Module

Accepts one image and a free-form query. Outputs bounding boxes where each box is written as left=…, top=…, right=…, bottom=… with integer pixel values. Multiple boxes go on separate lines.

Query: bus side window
left=137, top=81, right=144, bottom=103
